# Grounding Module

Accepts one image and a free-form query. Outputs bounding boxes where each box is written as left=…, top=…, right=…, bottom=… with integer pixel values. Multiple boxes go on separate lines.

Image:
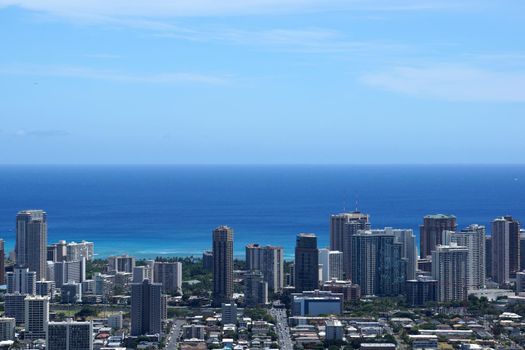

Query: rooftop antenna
left=355, top=194, right=359, bottom=213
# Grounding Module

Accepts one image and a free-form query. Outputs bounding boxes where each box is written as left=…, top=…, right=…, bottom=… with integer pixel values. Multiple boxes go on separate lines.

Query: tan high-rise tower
left=212, top=226, right=234, bottom=307
left=16, top=210, right=47, bottom=280
left=419, top=214, right=457, bottom=259
left=330, top=212, right=370, bottom=280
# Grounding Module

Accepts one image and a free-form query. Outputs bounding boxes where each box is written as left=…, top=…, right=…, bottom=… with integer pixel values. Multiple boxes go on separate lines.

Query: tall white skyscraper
left=388, top=228, right=417, bottom=281
left=318, top=249, right=343, bottom=282
left=25, top=295, right=50, bottom=341
left=6, top=267, right=36, bottom=295
left=432, top=244, right=468, bottom=302
left=47, top=319, right=93, bottom=350
left=16, top=210, right=47, bottom=280
left=443, top=224, right=486, bottom=290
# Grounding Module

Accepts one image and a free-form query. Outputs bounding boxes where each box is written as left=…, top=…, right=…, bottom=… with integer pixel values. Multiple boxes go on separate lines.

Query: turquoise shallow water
left=0, top=165, right=523, bottom=258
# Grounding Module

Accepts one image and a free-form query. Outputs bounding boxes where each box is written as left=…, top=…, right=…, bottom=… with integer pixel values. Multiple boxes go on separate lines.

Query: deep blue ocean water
left=0, top=165, right=524, bottom=259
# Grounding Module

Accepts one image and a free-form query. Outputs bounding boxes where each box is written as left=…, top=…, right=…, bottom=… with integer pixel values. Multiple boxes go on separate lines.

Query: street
left=165, top=319, right=185, bottom=350
left=270, top=308, right=293, bottom=350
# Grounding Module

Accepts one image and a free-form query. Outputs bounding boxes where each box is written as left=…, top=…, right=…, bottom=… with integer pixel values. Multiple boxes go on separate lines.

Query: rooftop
left=424, top=213, right=456, bottom=219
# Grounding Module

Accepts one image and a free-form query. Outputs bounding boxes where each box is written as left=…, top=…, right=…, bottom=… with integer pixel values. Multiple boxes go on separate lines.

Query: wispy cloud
left=0, top=0, right=478, bottom=19
left=360, top=65, right=525, bottom=102
left=13, top=129, right=70, bottom=138
left=0, top=0, right=480, bottom=58
left=83, top=53, right=123, bottom=59
left=154, top=26, right=406, bottom=55
left=0, top=64, right=231, bottom=85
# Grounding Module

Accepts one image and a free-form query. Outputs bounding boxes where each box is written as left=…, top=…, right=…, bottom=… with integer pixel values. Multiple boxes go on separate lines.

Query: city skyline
left=0, top=2, right=524, bottom=347
left=1, top=1, right=524, bottom=164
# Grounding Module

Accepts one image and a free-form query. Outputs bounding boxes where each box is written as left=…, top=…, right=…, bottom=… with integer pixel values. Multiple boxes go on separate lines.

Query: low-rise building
left=292, top=290, right=343, bottom=316
left=325, top=319, right=344, bottom=342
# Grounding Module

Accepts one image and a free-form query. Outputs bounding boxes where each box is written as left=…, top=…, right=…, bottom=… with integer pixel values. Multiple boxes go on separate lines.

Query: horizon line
left=0, top=163, right=524, bottom=166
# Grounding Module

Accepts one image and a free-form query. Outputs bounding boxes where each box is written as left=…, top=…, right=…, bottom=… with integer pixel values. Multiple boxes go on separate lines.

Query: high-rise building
left=443, top=224, right=486, bottom=289
left=49, top=241, right=94, bottom=263
left=492, top=216, right=520, bottom=285
left=6, top=267, right=36, bottom=295
left=36, top=280, right=55, bottom=298
left=81, top=280, right=94, bottom=295
left=47, top=319, right=93, bottom=350
left=107, top=255, right=135, bottom=274
left=330, top=212, right=370, bottom=280
left=25, top=295, right=49, bottom=341
left=202, top=250, right=213, bottom=271
left=389, top=228, right=417, bottom=280
left=351, top=230, right=406, bottom=296
left=54, top=240, right=68, bottom=262
left=0, top=239, right=5, bottom=285
left=245, top=244, right=284, bottom=293
left=131, top=279, right=162, bottom=336
left=406, top=276, right=437, bottom=307
left=16, top=210, right=48, bottom=280
left=212, top=226, right=234, bottom=307
left=0, top=317, right=15, bottom=341
left=246, top=244, right=261, bottom=271
left=485, top=236, right=492, bottom=278
left=516, top=272, right=525, bottom=293
left=132, top=265, right=153, bottom=284
left=61, top=282, right=82, bottom=303
left=432, top=244, right=468, bottom=302
left=294, top=233, right=319, bottom=292
left=520, top=229, right=525, bottom=271
left=420, top=214, right=457, bottom=259
left=66, top=241, right=94, bottom=262
left=4, top=293, right=27, bottom=324
left=244, top=270, right=268, bottom=307
left=47, top=245, right=57, bottom=262
left=417, top=257, right=432, bottom=274
left=153, top=261, right=183, bottom=295
left=161, top=294, right=168, bottom=321
left=318, top=249, right=343, bottom=282
left=53, top=259, right=86, bottom=288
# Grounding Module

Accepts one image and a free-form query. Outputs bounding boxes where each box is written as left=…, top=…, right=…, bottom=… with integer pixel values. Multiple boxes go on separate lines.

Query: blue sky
left=0, top=0, right=524, bottom=164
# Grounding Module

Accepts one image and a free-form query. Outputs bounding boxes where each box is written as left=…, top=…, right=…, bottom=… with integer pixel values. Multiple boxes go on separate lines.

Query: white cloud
left=0, top=64, right=231, bottom=85
left=360, top=65, right=525, bottom=102
left=0, top=0, right=474, bottom=18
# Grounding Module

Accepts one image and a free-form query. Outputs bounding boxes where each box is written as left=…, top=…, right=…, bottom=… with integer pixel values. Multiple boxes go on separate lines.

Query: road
left=270, top=308, right=293, bottom=350
left=165, top=319, right=185, bottom=350
left=383, top=322, right=407, bottom=350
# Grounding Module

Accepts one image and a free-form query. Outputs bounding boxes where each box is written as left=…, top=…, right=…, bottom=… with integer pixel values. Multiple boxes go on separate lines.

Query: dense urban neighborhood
left=1, top=210, right=525, bottom=349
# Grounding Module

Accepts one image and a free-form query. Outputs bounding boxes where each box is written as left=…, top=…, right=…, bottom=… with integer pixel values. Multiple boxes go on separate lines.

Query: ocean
left=0, top=165, right=523, bottom=259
